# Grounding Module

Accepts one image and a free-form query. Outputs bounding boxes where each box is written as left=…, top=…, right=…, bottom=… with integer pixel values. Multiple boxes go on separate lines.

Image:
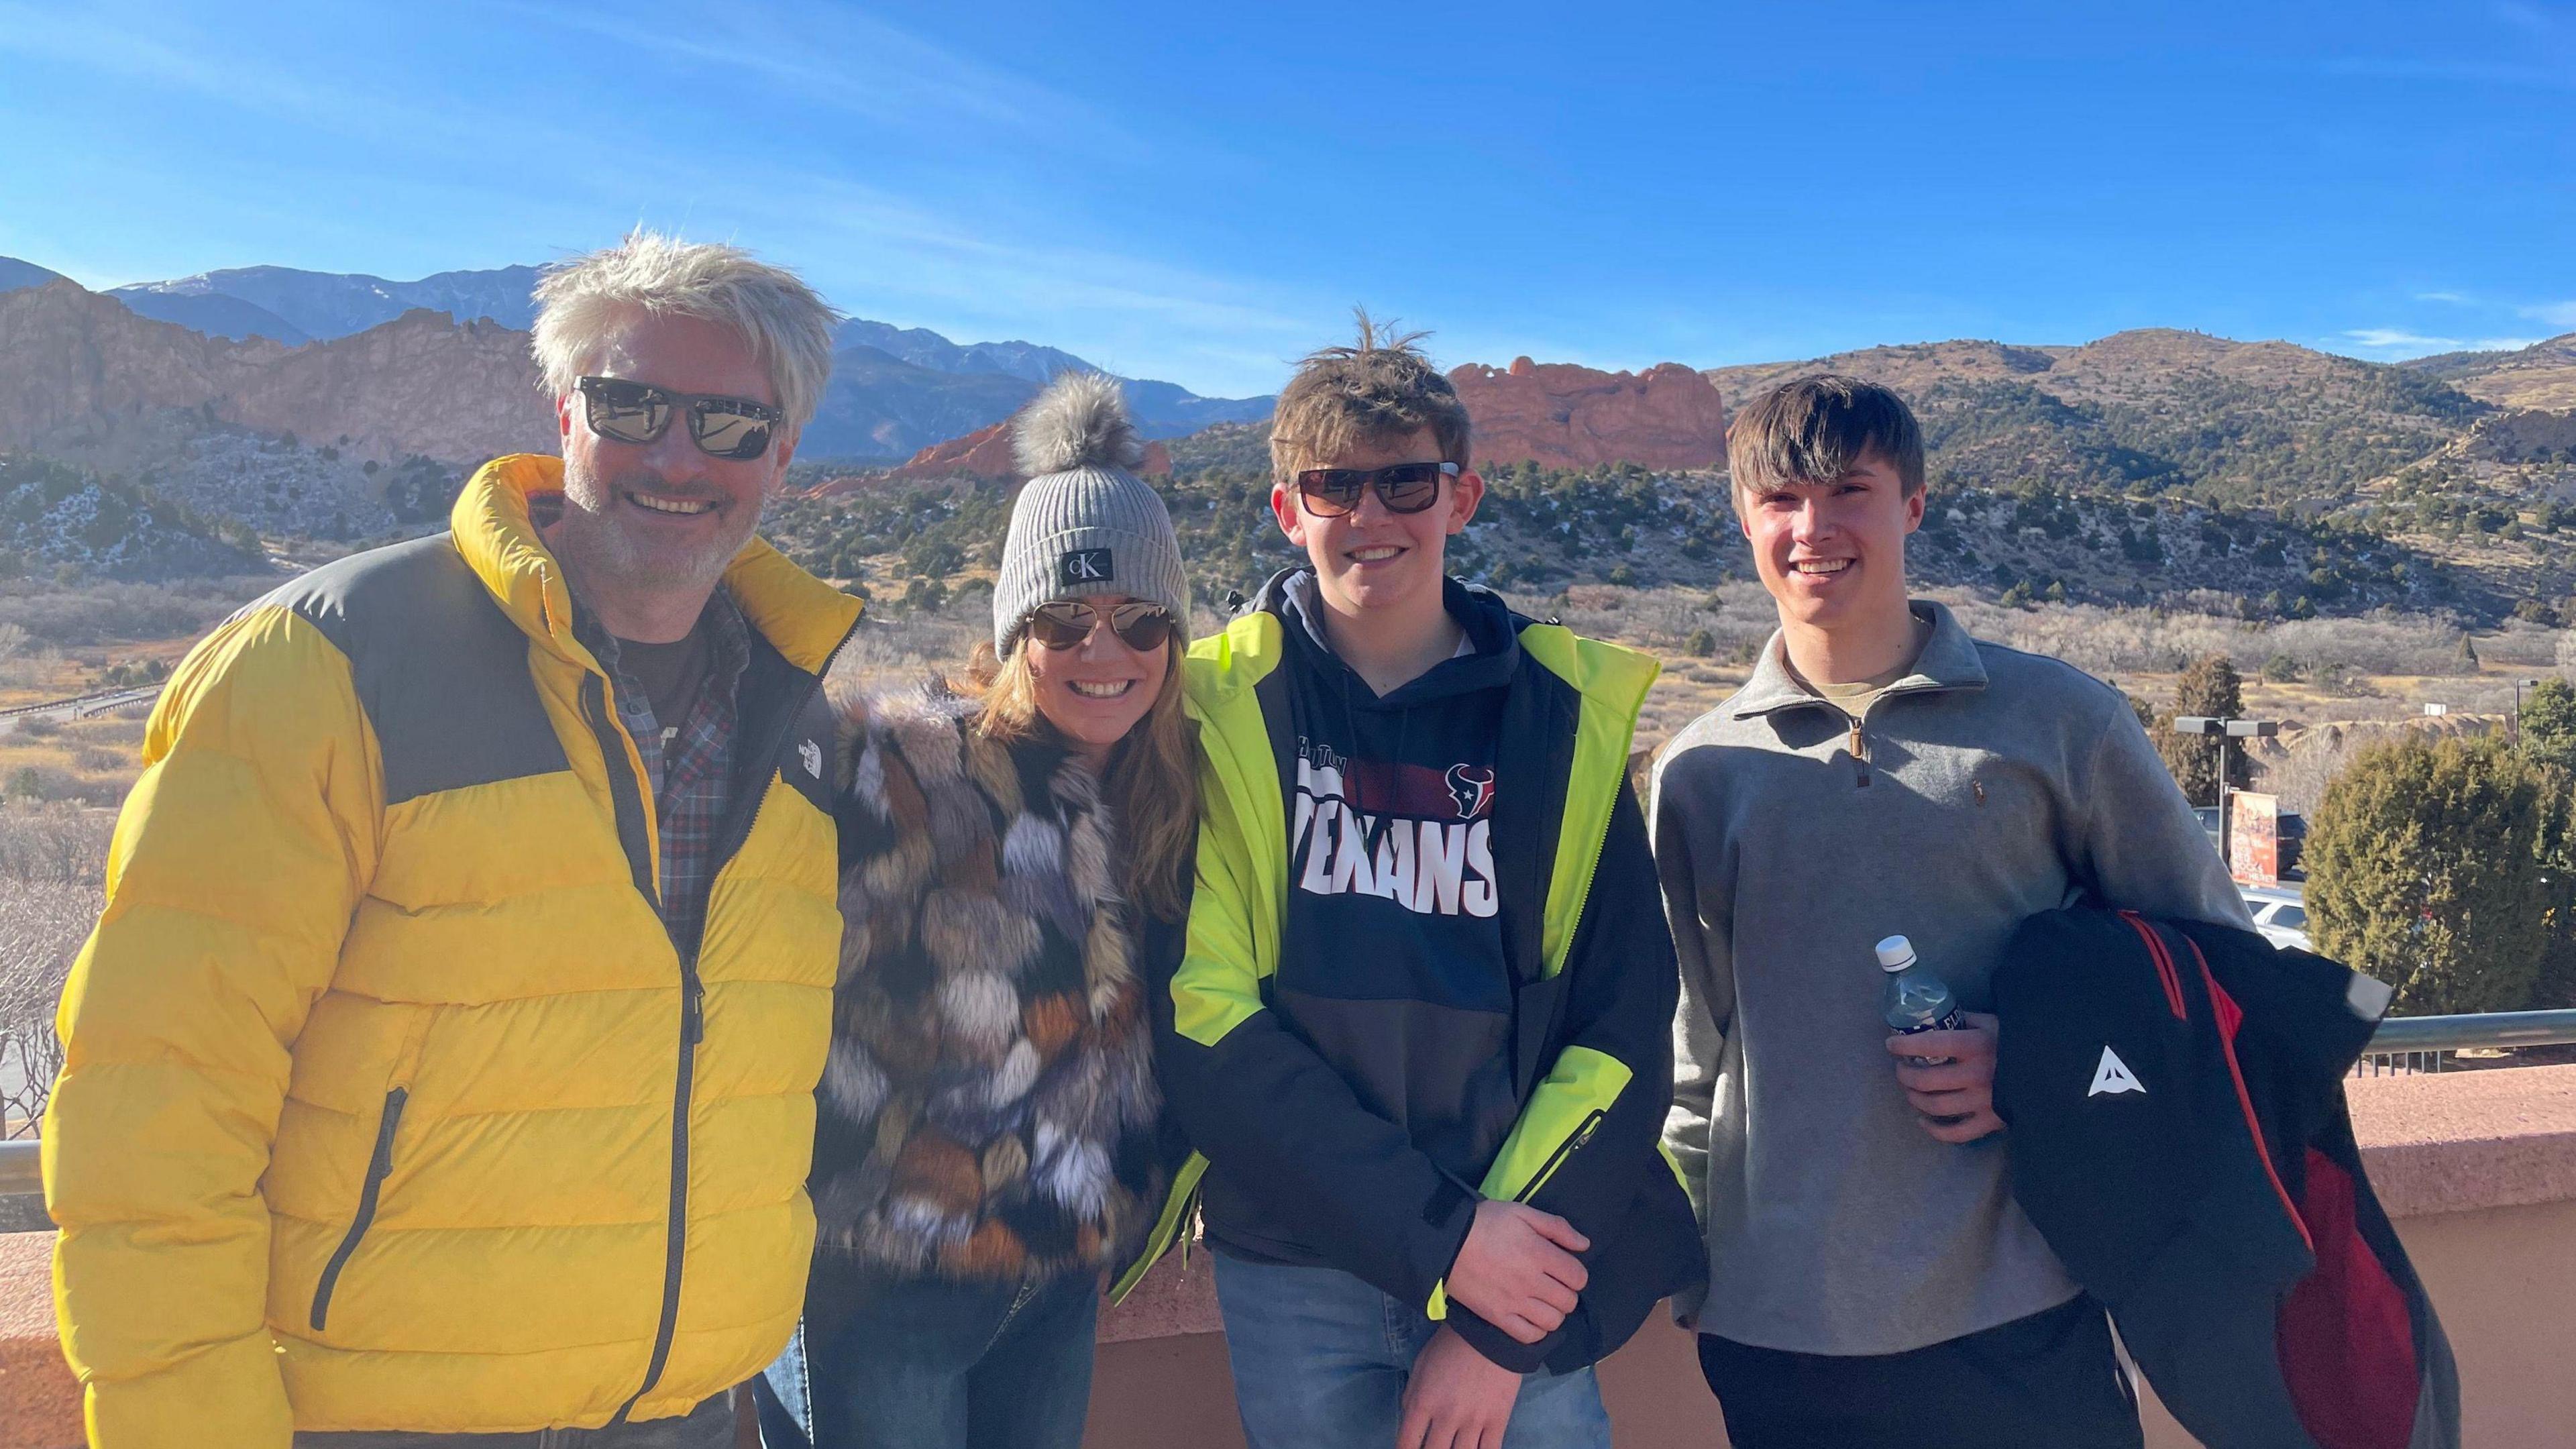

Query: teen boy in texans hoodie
left=1132, top=319, right=1701, bottom=1448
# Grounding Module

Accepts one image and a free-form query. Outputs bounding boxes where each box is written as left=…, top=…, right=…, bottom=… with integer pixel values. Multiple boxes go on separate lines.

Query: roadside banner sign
left=2231, top=790, right=2279, bottom=884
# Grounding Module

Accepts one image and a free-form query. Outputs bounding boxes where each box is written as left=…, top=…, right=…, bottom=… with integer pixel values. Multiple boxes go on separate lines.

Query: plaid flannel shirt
left=578, top=588, right=751, bottom=953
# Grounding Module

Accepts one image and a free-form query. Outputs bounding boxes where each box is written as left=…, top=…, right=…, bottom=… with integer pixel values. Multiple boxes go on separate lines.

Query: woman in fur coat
left=758, top=372, right=1199, bottom=1449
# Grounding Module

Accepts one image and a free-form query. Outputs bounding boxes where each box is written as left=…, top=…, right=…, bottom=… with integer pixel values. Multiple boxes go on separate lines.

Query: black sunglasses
left=576, top=376, right=784, bottom=461
left=1027, top=600, right=1177, bottom=653
left=1293, top=460, right=1459, bottom=517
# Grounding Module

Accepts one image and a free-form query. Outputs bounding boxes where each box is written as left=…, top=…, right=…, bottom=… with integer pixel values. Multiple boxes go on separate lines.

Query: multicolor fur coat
left=808, top=682, right=1169, bottom=1283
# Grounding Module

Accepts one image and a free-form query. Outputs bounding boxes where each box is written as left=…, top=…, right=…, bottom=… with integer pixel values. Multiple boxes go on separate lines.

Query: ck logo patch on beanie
left=1059, top=548, right=1114, bottom=585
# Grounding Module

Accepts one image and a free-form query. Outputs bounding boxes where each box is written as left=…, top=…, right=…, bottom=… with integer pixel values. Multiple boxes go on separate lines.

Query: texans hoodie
left=1132, top=568, right=1705, bottom=1373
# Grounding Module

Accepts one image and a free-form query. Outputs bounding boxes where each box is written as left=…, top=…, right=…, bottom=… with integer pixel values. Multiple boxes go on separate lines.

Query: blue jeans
left=1211, top=1253, right=1612, bottom=1449
left=755, top=1260, right=1099, bottom=1449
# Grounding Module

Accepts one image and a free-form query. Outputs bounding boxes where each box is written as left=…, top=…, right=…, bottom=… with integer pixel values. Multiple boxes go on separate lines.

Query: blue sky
left=1, top=0, right=2569, bottom=397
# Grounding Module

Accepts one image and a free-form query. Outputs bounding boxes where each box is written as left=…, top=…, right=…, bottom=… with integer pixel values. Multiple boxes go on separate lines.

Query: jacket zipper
left=1847, top=716, right=1871, bottom=787
left=1513, top=1109, right=1605, bottom=1204
left=608, top=619, right=859, bottom=1419
left=309, top=1086, right=409, bottom=1332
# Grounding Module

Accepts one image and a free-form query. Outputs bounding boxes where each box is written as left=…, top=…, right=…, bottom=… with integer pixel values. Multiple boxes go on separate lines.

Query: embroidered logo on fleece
left=1059, top=548, right=1113, bottom=585
left=2088, top=1045, right=2145, bottom=1097
left=799, top=739, right=825, bottom=780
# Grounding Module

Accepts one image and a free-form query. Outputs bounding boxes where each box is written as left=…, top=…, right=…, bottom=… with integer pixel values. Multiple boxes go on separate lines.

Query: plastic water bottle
left=1878, top=934, right=1964, bottom=1068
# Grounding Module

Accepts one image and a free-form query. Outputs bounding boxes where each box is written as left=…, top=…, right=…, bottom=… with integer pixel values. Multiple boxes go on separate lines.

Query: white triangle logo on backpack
left=2088, top=1045, right=2145, bottom=1097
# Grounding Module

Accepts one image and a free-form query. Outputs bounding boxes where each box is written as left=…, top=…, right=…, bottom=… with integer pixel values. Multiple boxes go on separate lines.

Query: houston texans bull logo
left=1445, top=764, right=1496, bottom=820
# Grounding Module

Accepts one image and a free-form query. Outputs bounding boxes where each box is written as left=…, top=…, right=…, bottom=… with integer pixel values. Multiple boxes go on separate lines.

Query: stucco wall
left=3, top=1067, right=2569, bottom=1446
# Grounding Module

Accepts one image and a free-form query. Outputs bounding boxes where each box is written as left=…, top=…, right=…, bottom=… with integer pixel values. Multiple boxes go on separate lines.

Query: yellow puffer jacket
left=44, top=455, right=862, bottom=1445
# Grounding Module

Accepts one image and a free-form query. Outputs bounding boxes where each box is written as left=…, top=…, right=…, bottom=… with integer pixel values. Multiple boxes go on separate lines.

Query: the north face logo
left=798, top=739, right=824, bottom=780
left=2088, top=1045, right=2145, bottom=1097
left=1059, top=548, right=1113, bottom=585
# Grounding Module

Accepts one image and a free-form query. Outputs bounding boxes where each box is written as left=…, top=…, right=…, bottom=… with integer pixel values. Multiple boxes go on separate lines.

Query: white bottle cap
left=1875, top=935, right=1917, bottom=973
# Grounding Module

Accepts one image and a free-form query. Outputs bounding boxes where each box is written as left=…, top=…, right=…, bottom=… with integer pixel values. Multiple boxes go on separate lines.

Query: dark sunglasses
left=1027, top=599, right=1177, bottom=653
left=576, top=376, right=783, bottom=461
left=1293, top=460, right=1459, bottom=517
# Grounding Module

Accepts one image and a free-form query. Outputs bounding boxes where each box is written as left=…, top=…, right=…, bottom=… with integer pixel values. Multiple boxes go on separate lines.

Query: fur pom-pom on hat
left=992, top=374, right=1189, bottom=653
left=1013, top=372, right=1147, bottom=477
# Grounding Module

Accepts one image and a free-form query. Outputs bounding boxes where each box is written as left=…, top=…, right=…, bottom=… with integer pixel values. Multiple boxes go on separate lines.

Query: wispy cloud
left=2415, top=290, right=2473, bottom=305
left=2335, top=327, right=2540, bottom=358
left=2523, top=300, right=2576, bottom=328
left=492, top=0, right=1140, bottom=158
left=2343, top=329, right=2459, bottom=350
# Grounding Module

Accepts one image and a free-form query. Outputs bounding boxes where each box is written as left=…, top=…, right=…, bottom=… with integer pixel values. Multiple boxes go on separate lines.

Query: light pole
left=2173, top=715, right=2280, bottom=871
left=2516, top=678, right=2542, bottom=745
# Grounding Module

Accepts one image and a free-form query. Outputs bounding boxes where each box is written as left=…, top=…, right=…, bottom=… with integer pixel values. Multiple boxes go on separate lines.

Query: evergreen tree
left=2530, top=770, right=2576, bottom=1011
left=2524, top=677, right=2576, bottom=771
left=2157, top=653, right=2248, bottom=805
left=2306, top=736, right=2551, bottom=1014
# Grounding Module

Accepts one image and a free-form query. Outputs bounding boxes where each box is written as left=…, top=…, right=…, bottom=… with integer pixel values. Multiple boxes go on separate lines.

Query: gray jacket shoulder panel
left=256, top=533, right=569, bottom=806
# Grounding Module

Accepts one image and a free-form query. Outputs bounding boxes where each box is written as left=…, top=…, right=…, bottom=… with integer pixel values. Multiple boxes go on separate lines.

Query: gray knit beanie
left=993, top=372, right=1190, bottom=653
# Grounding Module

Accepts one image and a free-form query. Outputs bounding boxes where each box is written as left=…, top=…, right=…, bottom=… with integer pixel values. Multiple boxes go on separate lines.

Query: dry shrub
left=833, top=593, right=995, bottom=692
left=70, top=747, right=126, bottom=773
left=0, top=578, right=269, bottom=649
left=2254, top=716, right=2499, bottom=816
left=11, top=718, right=59, bottom=741
left=2478, top=621, right=2562, bottom=668
left=0, top=802, right=111, bottom=1135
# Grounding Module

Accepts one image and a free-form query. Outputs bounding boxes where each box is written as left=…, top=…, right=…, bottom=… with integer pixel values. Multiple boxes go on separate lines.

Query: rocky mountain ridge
left=5, top=256, right=1269, bottom=448
left=2404, top=333, right=2576, bottom=412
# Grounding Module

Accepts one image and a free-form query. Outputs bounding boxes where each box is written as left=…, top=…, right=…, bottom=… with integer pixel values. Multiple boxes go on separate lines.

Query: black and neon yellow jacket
left=1121, top=570, right=1705, bottom=1373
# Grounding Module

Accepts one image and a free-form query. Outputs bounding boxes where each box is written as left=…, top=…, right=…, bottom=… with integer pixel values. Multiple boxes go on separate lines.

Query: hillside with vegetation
left=1703, top=329, right=2576, bottom=619
left=0, top=457, right=264, bottom=580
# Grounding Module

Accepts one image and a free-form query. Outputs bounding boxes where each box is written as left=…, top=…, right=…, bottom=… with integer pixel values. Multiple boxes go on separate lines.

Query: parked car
left=2241, top=883, right=2312, bottom=952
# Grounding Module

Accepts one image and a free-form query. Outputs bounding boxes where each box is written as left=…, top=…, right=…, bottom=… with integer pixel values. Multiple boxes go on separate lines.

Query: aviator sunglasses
left=1026, top=599, right=1177, bottom=653
left=576, top=376, right=783, bottom=461
left=1293, top=460, right=1459, bottom=517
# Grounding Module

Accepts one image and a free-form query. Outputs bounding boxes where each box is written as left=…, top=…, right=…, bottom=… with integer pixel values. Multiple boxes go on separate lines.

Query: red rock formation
left=884, top=419, right=1172, bottom=482
left=227, top=309, right=553, bottom=464
left=1446, top=358, right=1727, bottom=470
left=0, top=281, right=551, bottom=464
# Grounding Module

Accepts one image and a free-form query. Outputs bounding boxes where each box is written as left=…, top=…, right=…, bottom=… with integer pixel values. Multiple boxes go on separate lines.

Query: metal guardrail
left=0, top=1014, right=2565, bottom=1204
left=2367, top=1008, right=2576, bottom=1054
left=0, top=685, right=160, bottom=722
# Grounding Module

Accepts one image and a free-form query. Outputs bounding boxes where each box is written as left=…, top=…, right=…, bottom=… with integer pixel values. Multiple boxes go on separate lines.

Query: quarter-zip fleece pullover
left=1652, top=600, right=2250, bottom=1356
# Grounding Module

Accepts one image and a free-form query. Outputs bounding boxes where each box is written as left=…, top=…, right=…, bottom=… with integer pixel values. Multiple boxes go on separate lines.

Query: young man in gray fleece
left=1650, top=376, right=2252, bottom=1449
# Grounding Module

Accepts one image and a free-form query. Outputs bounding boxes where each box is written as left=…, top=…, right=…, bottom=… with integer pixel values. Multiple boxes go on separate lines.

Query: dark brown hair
left=1269, top=309, right=1472, bottom=482
left=1727, top=374, right=1926, bottom=517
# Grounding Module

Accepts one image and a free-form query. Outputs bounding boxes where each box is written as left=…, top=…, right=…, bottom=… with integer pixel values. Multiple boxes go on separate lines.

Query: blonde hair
left=1268, top=309, right=1472, bottom=484
left=967, top=636, right=1199, bottom=923
left=531, top=229, right=841, bottom=425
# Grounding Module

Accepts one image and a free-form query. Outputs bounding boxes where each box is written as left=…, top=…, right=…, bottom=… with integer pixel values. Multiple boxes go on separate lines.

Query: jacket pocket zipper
left=1514, top=1110, right=1606, bottom=1205
left=310, top=1086, right=408, bottom=1332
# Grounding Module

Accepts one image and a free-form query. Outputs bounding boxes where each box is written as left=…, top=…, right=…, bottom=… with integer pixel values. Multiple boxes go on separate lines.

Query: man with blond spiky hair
left=45, top=231, right=859, bottom=1447
left=1132, top=316, right=1703, bottom=1449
